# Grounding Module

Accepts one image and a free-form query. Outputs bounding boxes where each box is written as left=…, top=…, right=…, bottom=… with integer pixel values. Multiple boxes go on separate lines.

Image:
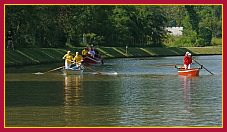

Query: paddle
left=192, top=58, right=214, bottom=75
left=154, top=63, right=182, bottom=67
left=34, top=66, right=64, bottom=75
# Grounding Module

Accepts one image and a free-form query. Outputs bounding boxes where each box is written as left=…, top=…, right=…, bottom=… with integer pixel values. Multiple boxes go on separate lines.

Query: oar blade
left=33, top=72, right=45, bottom=75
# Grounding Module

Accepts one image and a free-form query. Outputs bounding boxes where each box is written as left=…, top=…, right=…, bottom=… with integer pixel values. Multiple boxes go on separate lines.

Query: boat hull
left=62, top=69, right=83, bottom=75
left=177, top=68, right=200, bottom=76
left=82, top=56, right=103, bottom=65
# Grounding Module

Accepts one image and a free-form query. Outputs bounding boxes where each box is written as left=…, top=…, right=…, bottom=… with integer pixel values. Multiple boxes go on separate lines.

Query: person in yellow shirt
left=82, top=48, right=88, bottom=57
left=72, top=52, right=83, bottom=69
left=62, top=51, right=73, bottom=69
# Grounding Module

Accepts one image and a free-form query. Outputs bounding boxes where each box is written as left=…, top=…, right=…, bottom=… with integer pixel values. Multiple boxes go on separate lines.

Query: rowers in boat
left=81, top=45, right=103, bottom=65
left=62, top=51, right=84, bottom=75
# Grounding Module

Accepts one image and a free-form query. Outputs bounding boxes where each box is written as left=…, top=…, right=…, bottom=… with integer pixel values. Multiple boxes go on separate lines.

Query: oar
left=192, top=58, right=214, bottom=75
left=154, top=63, right=182, bottom=67
left=44, top=66, right=65, bottom=73
left=34, top=66, right=64, bottom=75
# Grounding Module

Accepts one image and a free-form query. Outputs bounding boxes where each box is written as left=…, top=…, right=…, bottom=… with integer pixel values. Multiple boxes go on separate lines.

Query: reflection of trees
left=63, top=75, right=83, bottom=126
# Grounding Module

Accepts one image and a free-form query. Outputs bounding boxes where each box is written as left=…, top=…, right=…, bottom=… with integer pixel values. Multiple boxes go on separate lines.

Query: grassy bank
left=5, top=46, right=222, bottom=67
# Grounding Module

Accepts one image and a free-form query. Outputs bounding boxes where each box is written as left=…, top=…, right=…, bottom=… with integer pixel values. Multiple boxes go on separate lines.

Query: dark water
left=5, top=55, right=222, bottom=127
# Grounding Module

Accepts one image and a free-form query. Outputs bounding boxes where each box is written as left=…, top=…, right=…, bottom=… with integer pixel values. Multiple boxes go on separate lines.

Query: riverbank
left=5, top=46, right=222, bottom=67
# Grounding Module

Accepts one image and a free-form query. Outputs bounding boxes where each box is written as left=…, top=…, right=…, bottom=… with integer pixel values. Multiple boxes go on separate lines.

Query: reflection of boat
left=62, top=68, right=83, bottom=75
left=82, top=56, right=103, bottom=65
left=176, top=66, right=202, bottom=76
left=179, top=76, right=192, bottom=112
left=64, top=75, right=83, bottom=125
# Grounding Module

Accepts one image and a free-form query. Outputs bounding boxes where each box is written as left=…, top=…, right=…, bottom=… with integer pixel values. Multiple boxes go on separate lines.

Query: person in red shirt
left=183, top=52, right=192, bottom=69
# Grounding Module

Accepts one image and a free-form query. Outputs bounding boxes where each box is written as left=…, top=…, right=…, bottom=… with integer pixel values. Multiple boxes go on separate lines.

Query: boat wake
left=33, top=72, right=45, bottom=75
left=92, top=71, right=118, bottom=76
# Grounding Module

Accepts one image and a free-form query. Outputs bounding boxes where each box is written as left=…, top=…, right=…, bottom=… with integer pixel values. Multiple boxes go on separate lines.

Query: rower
left=72, top=52, right=83, bottom=70
left=82, top=48, right=88, bottom=57
left=183, top=51, right=192, bottom=69
left=88, top=45, right=96, bottom=58
left=62, top=51, right=73, bottom=69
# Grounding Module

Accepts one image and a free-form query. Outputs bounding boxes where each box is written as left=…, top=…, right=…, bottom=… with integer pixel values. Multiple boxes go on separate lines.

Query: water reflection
left=5, top=55, right=222, bottom=127
left=179, top=76, right=192, bottom=113
left=63, top=75, right=83, bottom=126
left=64, top=75, right=83, bottom=104
left=179, top=75, right=198, bottom=113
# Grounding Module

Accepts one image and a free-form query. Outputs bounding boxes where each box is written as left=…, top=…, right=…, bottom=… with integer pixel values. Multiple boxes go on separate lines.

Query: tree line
left=5, top=5, right=222, bottom=48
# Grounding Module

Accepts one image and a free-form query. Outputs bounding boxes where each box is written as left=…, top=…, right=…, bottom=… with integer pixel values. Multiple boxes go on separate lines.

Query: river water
left=5, top=55, right=222, bottom=127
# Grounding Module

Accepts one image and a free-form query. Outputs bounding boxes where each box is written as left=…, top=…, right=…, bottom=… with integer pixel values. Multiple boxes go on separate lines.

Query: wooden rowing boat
left=82, top=56, right=103, bottom=65
left=175, top=66, right=202, bottom=76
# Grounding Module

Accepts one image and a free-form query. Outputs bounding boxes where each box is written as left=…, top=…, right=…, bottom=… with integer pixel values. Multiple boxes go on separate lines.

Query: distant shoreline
left=5, top=46, right=222, bottom=67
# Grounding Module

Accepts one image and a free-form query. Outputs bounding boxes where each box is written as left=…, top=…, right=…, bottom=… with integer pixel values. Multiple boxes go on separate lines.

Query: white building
left=165, top=27, right=183, bottom=36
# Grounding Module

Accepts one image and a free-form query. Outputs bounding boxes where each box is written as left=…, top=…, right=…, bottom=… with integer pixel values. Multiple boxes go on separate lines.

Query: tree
left=185, top=5, right=200, bottom=35
left=5, top=5, right=179, bottom=48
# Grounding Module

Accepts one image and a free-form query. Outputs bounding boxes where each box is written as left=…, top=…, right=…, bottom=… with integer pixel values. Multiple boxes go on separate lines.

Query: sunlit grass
left=5, top=46, right=222, bottom=67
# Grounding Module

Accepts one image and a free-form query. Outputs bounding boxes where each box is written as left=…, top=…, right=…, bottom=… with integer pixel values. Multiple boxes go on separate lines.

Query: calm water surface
left=5, top=55, right=222, bottom=127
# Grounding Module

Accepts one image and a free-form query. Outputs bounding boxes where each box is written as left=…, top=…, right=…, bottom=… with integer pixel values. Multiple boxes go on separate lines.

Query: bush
left=195, top=38, right=205, bottom=47
left=211, top=37, right=222, bottom=46
left=174, top=36, right=194, bottom=47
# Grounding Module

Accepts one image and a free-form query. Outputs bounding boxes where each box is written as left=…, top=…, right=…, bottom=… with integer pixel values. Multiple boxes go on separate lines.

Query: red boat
left=176, top=66, right=202, bottom=76
left=82, top=56, right=103, bottom=65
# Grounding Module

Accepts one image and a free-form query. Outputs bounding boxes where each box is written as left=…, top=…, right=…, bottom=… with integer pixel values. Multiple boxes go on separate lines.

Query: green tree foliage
left=165, top=5, right=222, bottom=47
left=5, top=5, right=222, bottom=48
left=6, top=6, right=67, bottom=48
left=5, top=5, right=168, bottom=48
left=185, top=5, right=200, bottom=34
left=164, top=6, right=186, bottom=27
left=185, top=5, right=222, bottom=46
left=110, top=6, right=167, bottom=47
